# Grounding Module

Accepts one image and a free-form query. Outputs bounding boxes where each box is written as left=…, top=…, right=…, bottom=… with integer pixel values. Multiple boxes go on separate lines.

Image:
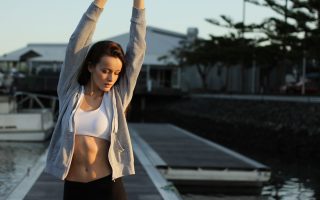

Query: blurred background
left=0, top=0, right=319, bottom=199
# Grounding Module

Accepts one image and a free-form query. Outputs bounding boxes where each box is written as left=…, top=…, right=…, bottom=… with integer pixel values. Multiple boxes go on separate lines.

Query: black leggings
left=63, top=174, right=113, bottom=200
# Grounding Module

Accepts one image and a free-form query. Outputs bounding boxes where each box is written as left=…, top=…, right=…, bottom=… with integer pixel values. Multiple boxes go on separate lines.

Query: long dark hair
left=76, top=40, right=131, bottom=116
left=77, top=40, right=125, bottom=87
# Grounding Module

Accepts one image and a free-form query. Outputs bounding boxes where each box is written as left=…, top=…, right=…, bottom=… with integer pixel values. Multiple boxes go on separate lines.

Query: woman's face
left=88, top=55, right=123, bottom=93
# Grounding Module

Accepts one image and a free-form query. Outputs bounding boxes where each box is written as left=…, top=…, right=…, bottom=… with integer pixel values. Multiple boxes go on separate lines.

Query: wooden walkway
left=130, top=123, right=269, bottom=169
left=129, top=123, right=271, bottom=195
left=13, top=122, right=271, bottom=199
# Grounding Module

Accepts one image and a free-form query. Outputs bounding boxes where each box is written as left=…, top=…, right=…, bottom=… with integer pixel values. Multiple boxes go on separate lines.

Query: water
left=181, top=176, right=318, bottom=200
left=260, top=159, right=319, bottom=200
left=0, top=141, right=48, bottom=200
left=179, top=154, right=320, bottom=200
left=180, top=180, right=317, bottom=200
left=262, top=178, right=316, bottom=199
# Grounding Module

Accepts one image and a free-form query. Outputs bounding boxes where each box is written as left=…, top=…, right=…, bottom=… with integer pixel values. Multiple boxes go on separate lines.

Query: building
left=108, top=26, right=188, bottom=94
left=0, top=26, right=259, bottom=94
left=0, top=26, right=192, bottom=94
left=0, top=44, right=66, bottom=75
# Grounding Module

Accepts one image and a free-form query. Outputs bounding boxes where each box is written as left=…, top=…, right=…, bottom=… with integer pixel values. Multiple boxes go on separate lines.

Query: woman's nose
left=107, top=73, right=114, bottom=82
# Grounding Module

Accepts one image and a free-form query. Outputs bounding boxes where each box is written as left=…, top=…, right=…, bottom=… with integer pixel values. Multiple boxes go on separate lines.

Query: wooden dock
left=8, top=123, right=271, bottom=199
left=129, top=123, right=271, bottom=195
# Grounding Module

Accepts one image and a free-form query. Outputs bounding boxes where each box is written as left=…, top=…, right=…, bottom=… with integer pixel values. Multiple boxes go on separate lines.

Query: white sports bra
left=74, top=92, right=113, bottom=141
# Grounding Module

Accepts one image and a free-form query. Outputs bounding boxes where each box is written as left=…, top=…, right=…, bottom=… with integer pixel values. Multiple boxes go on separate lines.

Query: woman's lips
left=104, top=84, right=112, bottom=87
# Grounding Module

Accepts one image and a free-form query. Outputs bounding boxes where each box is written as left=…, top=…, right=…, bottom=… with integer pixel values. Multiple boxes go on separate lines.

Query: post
left=177, top=67, right=181, bottom=89
left=141, top=96, right=145, bottom=122
left=251, top=54, right=256, bottom=94
left=146, top=65, right=152, bottom=92
left=242, top=0, right=246, bottom=37
left=302, top=50, right=306, bottom=95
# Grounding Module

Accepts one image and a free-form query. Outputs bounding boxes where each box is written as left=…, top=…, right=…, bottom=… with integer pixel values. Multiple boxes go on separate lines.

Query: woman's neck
left=84, top=84, right=104, bottom=98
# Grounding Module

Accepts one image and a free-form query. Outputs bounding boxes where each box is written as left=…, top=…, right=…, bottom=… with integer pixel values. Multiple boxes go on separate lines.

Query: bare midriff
left=65, top=134, right=112, bottom=183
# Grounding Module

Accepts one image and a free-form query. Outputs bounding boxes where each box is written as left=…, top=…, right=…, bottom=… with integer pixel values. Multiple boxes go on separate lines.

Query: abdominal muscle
left=65, top=134, right=112, bottom=183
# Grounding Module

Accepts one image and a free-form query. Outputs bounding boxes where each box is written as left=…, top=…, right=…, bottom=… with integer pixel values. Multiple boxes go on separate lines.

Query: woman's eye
left=102, top=70, right=119, bottom=76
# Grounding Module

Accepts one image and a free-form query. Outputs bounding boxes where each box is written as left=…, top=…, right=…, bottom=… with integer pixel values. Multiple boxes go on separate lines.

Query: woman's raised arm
left=57, top=1, right=107, bottom=98
left=116, top=0, right=146, bottom=110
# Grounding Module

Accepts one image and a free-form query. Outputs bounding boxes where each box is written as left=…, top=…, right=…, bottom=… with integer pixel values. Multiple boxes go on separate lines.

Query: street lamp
left=242, top=0, right=247, bottom=38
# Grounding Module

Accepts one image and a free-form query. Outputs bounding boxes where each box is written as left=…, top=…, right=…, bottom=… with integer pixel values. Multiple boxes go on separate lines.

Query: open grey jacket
left=44, top=2, right=146, bottom=182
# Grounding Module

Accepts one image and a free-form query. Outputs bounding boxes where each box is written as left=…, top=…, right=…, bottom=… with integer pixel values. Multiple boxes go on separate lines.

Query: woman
left=44, top=0, right=146, bottom=199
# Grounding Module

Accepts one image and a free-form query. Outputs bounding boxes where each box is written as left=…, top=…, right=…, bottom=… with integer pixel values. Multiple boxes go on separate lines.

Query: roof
left=0, top=43, right=67, bottom=62
left=0, top=26, right=189, bottom=65
left=108, top=26, right=187, bottom=65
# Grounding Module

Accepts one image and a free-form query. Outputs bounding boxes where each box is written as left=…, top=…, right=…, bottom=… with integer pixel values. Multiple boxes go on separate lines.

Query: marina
left=0, top=0, right=319, bottom=198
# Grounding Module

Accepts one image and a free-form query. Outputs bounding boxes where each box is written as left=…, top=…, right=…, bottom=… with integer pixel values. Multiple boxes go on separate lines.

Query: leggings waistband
left=64, top=174, right=112, bottom=185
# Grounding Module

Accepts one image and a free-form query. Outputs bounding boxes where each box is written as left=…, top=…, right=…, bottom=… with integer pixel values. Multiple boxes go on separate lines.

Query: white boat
left=0, top=95, right=54, bottom=141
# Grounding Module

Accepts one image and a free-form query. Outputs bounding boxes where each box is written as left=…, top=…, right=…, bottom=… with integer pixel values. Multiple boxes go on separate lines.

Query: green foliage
left=160, top=0, right=320, bottom=92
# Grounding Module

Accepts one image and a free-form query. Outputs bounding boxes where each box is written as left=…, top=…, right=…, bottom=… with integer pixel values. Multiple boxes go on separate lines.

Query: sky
left=0, top=0, right=277, bottom=55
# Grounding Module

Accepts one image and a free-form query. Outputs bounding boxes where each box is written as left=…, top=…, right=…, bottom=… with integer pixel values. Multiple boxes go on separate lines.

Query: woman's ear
left=87, top=62, right=94, bottom=73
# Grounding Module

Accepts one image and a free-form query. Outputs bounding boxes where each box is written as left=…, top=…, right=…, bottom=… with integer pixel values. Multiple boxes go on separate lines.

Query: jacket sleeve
left=57, top=2, right=104, bottom=99
left=116, top=7, right=147, bottom=110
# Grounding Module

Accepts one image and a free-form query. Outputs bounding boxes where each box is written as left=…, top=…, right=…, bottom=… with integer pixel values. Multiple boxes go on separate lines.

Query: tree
left=159, top=38, right=216, bottom=91
left=248, top=0, right=320, bottom=73
left=208, top=0, right=320, bottom=92
left=159, top=34, right=255, bottom=92
left=205, top=8, right=265, bottom=93
left=162, top=0, right=320, bottom=93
